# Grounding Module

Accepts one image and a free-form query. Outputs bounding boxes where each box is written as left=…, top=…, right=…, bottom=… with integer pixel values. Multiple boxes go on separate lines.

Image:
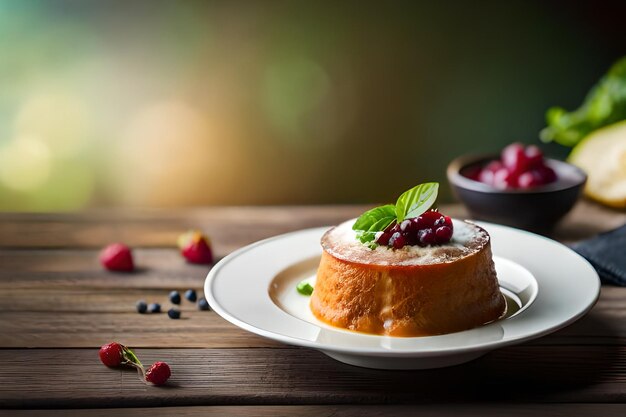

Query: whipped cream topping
left=321, top=219, right=489, bottom=266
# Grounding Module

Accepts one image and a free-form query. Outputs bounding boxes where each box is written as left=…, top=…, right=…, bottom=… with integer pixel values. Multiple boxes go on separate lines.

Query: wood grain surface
left=2, top=404, right=626, bottom=417
left=0, top=200, right=625, bottom=414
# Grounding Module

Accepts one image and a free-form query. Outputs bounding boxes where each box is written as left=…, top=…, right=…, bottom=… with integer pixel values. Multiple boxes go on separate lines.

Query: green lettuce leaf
left=541, top=56, right=626, bottom=147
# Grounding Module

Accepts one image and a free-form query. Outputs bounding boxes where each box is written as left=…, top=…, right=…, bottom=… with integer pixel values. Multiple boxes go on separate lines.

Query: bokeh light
left=16, top=92, right=89, bottom=158
left=0, top=1, right=624, bottom=210
left=0, top=135, right=52, bottom=192
left=263, top=55, right=331, bottom=138
left=110, top=100, right=221, bottom=206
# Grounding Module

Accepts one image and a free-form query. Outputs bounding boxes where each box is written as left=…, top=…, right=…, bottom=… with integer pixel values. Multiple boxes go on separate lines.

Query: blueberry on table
left=136, top=300, right=147, bottom=314
left=169, top=290, right=181, bottom=305
left=167, top=308, right=181, bottom=319
left=198, top=297, right=210, bottom=311
left=185, top=289, right=197, bottom=302
left=148, top=303, right=161, bottom=313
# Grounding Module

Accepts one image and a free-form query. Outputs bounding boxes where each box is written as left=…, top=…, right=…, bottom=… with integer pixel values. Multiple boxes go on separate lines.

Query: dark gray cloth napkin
left=570, top=223, right=626, bottom=286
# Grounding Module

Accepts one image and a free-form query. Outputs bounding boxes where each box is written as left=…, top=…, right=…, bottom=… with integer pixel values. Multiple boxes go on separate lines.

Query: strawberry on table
left=177, top=231, right=213, bottom=264
left=100, top=243, right=134, bottom=272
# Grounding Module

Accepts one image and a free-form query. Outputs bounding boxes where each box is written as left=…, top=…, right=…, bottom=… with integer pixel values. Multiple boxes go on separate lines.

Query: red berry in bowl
left=493, top=167, right=518, bottom=189
left=471, top=143, right=558, bottom=190
left=178, top=231, right=213, bottom=265
left=484, top=160, right=504, bottom=173
left=99, top=342, right=124, bottom=367
left=517, top=171, right=541, bottom=189
left=463, top=165, right=482, bottom=181
left=501, top=142, right=529, bottom=175
left=100, top=243, right=134, bottom=272
left=534, top=165, right=557, bottom=184
left=478, top=161, right=500, bottom=186
left=145, top=361, right=171, bottom=386
left=525, top=145, right=543, bottom=169
left=478, top=170, right=494, bottom=186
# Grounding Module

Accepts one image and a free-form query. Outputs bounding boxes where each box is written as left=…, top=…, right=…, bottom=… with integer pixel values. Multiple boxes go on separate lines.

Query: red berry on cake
left=316, top=182, right=505, bottom=336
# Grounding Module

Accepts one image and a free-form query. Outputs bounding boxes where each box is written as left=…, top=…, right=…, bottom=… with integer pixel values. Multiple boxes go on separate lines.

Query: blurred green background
left=0, top=0, right=624, bottom=211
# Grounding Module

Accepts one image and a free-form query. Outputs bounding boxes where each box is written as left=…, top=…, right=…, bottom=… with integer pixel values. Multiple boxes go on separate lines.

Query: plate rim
left=205, top=222, right=601, bottom=357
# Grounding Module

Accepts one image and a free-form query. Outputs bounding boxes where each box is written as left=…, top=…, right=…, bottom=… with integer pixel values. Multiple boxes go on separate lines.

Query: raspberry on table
left=145, top=361, right=171, bottom=386
left=99, top=342, right=124, bottom=367
left=99, top=243, right=134, bottom=272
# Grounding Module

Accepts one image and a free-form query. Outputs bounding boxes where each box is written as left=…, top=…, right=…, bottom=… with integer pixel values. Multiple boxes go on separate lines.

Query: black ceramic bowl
left=447, top=154, right=587, bottom=231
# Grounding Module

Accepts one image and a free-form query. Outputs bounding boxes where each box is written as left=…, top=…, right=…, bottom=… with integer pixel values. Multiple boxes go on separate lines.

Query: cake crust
left=310, top=220, right=506, bottom=337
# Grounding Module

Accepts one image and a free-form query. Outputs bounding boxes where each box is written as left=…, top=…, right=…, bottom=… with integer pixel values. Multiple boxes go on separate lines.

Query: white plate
left=205, top=222, right=600, bottom=369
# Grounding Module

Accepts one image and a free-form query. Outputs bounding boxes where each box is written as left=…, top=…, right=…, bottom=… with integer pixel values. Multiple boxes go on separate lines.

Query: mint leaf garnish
left=395, top=182, right=439, bottom=223
left=352, top=204, right=396, bottom=231
left=352, top=182, right=439, bottom=247
left=352, top=204, right=396, bottom=244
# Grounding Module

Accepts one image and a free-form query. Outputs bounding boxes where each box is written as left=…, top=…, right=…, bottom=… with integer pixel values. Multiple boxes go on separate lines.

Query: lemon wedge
left=568, top=121, right=626, bottom=208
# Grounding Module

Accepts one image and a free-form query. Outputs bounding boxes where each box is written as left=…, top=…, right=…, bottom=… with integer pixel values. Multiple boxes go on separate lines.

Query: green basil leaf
left=395, top=182, right=438, bottom=223
left=352, top=204, right=396, bottom=232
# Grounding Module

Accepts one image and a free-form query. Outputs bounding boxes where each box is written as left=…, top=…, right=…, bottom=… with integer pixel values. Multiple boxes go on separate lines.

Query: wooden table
left=1, top=201, right=625, bottom=416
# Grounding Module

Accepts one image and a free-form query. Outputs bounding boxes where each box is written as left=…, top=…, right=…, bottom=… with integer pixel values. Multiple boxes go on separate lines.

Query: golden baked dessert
left=310, top=216, right=506, bottom=337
